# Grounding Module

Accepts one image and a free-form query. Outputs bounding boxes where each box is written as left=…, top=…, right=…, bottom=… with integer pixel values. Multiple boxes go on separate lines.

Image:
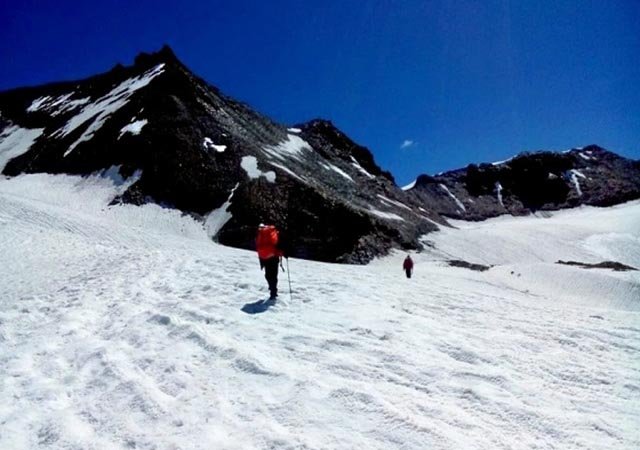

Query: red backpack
left=256, top=225, right=281, bottom=259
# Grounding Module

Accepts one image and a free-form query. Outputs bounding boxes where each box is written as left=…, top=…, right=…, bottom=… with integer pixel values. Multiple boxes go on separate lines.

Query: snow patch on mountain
left=269, top=162, right=307, bottom=182
left=401, top=179, right=416, bottom=191
left=203, top=137, right=226, bottom=153
left=321, top=162, right=354, bottom=182
left=27, top=93, right=90, bottom=117
left=0, top=125, right=44, bottom=172
left=439, top=183, right=466, bottom=212
left=377, top=194, right=412, bottom=211
left=367, top=207, right=405, bottom=221
left=240, top=156, right=275, bottom=182
left=262, top=134, right=312, bottom=162
left=350, top=156, right=375, bottom=179
left=568, top=169, right=586, bottom=196
left=495, top=182, right=504, bottom=207
left=205, top=183, right=239, bottom=238
left=491, top=155, right=515, bottom=166
left=572, top=169, right=586, bottom=178
left=118, top=119, right=148, bottom=139
left=579, top=152, right=593, bottom=161
left=56, top=63, right=165, bottom=156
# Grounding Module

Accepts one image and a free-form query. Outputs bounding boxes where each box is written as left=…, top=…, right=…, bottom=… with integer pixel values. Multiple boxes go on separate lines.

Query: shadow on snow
left=241, top=298, right=277, bottom=314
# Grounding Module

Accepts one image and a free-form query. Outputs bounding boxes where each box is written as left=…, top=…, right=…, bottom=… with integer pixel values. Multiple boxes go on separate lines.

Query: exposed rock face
left=405, top=146, right=640, bottom=220
left=1, top=46, right=637, bottom=262
left=0, top=46, right=438, bottom=263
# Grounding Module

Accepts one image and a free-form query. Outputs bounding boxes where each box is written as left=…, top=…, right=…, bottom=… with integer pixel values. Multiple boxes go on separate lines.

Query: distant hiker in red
left=403, top=255, right=414, bottom=278
left=256, top=224, right=285, bottom=300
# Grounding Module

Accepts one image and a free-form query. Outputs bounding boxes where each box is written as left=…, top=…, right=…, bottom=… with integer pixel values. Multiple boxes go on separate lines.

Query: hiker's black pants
left=261, top=257, right=279, bottom=297
left=405, top=268, right=412, bottom=278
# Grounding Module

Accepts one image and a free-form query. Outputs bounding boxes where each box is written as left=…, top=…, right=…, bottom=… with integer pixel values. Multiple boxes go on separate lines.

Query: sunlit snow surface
left=0, top=174, right=639, bottom=449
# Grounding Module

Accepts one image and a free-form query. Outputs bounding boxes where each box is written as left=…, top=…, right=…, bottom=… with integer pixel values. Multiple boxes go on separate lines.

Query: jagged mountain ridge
left=1, top=46, right=637, bottom=261
left=0, top=46, right=440, bottom=263
left=405, top=146, right=640, bottom=220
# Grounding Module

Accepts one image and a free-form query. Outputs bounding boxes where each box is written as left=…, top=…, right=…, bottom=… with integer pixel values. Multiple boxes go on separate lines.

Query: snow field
left=0, top=174, right=639, bottom=449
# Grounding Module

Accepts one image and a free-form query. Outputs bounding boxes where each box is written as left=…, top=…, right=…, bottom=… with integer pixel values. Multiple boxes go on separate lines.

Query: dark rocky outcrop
left=447, top=260, right=492, bottom=272
left=556, top=260, right=638, bottom=272
left=404, top=146, right=640, bottom=220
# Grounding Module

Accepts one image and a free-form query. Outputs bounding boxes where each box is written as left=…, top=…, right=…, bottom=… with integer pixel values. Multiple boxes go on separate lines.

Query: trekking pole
left=286, top=257, right=292, bottom=301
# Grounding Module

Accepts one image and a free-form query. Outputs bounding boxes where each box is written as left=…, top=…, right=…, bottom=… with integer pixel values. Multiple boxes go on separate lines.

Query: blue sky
left=1, top=0, right=638, bottom=185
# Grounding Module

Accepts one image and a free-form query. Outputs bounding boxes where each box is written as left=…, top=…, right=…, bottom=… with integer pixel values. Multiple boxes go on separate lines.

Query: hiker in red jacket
left=256, top=223, right=285, bottom=300
left=403, top=255, right=414, bottom=279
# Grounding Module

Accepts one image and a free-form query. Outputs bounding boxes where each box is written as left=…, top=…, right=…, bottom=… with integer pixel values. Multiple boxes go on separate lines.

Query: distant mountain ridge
left=404, top=146, right=640, bottom=220
left=1, top=46, right=638, bottom=262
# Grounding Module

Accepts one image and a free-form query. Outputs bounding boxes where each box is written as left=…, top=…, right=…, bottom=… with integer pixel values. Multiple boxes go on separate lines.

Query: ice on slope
left=0, top=174, right=638, bottom=449
left=0, top=125, right=44, bottom=172
left=57, top=63, right=165, bottom=156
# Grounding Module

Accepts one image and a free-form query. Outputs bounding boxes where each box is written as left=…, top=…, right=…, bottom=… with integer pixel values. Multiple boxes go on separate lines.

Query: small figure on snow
left=403, top=255, right=414, bottom=279
left=256, top=223, right=287, bottom=300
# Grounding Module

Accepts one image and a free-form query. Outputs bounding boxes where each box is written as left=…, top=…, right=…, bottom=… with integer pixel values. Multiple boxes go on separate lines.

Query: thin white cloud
left=400, top=139, right=415, bottom=149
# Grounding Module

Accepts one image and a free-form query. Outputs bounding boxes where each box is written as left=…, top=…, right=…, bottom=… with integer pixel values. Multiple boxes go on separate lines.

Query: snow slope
left=0, top=174, right=638, bottom=449
left=422, top=204, right=640, bottom=311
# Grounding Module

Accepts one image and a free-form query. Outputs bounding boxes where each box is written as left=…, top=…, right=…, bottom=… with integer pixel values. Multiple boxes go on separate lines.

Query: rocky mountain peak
left=0, top=48, right=436, bottom=263
left=133, top=44, right=181, bottom=69
left=0, top=47, right=637, bottom=262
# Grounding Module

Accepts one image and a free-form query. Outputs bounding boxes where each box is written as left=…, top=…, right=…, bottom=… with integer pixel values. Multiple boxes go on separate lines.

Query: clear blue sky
left=1, top=0, right=638, bottom=184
